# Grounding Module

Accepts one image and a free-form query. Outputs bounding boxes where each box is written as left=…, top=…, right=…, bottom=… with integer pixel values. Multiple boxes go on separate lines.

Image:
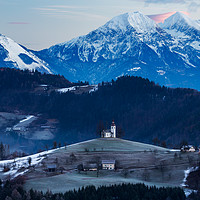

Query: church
left=101, top=120, right=116, bottom=138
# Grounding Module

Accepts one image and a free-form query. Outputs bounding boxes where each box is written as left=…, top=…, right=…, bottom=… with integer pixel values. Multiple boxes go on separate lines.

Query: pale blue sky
left=0, top=0, right=199, bottom=50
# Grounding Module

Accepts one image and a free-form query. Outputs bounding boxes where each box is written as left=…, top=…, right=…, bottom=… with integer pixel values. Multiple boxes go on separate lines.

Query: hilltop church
left=101, top=120, right=116, bottom=138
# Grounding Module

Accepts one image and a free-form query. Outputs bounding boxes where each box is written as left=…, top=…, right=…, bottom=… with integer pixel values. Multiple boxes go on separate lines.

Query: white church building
left=101, top=120, right=116, bottom=138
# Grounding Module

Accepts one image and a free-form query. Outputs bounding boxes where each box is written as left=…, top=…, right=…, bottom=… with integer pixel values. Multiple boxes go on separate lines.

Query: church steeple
left=111, top=120, right=116, bottom=138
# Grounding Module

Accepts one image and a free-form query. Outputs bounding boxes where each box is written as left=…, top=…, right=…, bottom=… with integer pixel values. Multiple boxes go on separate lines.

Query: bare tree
left=70, top=153, right=77, bottom=164
left=142, top=169, right=150, bottom=181
left=117, top=126, right=125, bottom=138
left=94, top=156, right=101, bottom=177
left=77, top=164, right=84, bottom=173
left=53, top=141, right=57, bottom=149
left=28, top=157, right=32, bottom=166
left=96, top=121, right=105, bottom=137
left=173, top=152, right=178, bottom=162
left=121, top=169, right=129, bottom=178
left=45, top=144, right=48, bottom=151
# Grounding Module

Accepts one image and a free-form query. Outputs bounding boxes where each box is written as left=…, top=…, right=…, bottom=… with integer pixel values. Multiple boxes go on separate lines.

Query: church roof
left=111, top=120, right=115, bottom=126
left=103, top=129, right=111, bottom=133
left=102, top=160, right=115, bottom=164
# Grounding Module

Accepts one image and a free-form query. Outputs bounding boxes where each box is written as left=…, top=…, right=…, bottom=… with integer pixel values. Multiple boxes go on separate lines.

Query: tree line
left=1, top=68, right=200, bottom=146
left=0, top=177, right=187, bottom=200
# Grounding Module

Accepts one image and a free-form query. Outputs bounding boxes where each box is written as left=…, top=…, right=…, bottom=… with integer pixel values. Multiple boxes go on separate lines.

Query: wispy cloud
left=188, top=2, right=200, bottom=12
left=145, top=0, right=185, bottom=3
left=48, top=5, right=87, bottom=9
left=34, top=5, right=108, bottom=20
left=148, top=11, right=189, bottom=23
left=35, top=8, right=58, bottom=11
left=8, top=22, right=30, bottom=25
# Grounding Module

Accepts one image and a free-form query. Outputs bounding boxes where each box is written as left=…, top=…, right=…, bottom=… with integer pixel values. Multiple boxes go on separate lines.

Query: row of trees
left=1, top=69, right=200, bottom=146
left=0, top=142, right=10, bottom=160
left=0, top=177, right=187, bottom=200
left=0, top=68, right=73, bottom=89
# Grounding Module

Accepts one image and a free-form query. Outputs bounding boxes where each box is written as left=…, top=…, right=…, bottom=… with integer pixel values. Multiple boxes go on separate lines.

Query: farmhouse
left=46, top=164, right=57, bottom=172
left=102, top=160, right=115, bottom=170
left=101, top=120, right=116, bottom=138
left=181, top=145, right=196, bottom=152
left=84, top=163, right=98, bottom=171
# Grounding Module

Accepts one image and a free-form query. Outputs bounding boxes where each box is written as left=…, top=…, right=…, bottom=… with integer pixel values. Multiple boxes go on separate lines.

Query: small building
left=181, top=145, right=196, bottom=152
left=39, top=84, right=49, bottom=91
left=5, top=127, right=12, bottom=132
left=101, top=120, right=116, bottom=138
left=83, top=163, right=98, bottom=171
left=102, top=160, right=115, bottom=170
left=46, top=164, right=57, bottom=172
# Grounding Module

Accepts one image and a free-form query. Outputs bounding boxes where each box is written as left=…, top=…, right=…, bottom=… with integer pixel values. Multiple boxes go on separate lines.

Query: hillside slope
left=0, top=34, right=52, bottom=73
left=19, top=138, right=190, bottom=194
left=61, top=138, right=168, bottom=152
left=1, top=69, right=200, bottom=149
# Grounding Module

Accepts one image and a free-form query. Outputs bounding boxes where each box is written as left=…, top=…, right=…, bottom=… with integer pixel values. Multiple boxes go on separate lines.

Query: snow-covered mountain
left=0, top=34, right=52, bottom=73
left=160, top=12, right=200, bottom=50
left=35, top=11, right=200, bottom=89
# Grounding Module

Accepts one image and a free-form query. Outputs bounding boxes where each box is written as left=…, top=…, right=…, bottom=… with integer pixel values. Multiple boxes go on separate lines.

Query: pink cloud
left=8, top=22, right=30, bottom=25
left=148, top=11, right=189, bottom=23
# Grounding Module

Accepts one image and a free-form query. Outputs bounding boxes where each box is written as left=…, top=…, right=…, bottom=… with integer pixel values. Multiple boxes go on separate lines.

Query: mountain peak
left=160, top=12, right=200, bottom=31
left=101, top=11, right=157, bottom=33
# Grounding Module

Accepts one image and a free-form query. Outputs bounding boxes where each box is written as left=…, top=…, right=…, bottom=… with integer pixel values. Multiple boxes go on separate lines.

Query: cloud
left=48, top=5, right=86, bottom=9
left=8, top=22, right=30, bottom=25
left=34, top=8, right=58, bottom=11
left=148, top=11, right=189, bottom=23
left=34, top=5, right=107, bottom=20
left=145, top=0, right=185, bottom=3
left=188, top=2, right=200, bottom=12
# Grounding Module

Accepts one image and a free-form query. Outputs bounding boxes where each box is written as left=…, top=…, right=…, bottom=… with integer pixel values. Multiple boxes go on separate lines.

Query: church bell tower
left=111, top=120, right=116, bottom=138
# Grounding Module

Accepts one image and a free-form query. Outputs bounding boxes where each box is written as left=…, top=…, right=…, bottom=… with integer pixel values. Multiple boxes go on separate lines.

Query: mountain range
left=1, top=12, right=200, bottom=89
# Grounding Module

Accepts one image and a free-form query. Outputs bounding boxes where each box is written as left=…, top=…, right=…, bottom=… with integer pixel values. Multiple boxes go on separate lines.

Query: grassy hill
left=56, top=138, right=168, bottom=153
left=21, top=138, right=196, bottom=194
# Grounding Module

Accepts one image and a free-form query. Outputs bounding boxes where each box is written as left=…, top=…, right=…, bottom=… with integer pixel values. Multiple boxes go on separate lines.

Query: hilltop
left=0, top=137, right=194, bottom=194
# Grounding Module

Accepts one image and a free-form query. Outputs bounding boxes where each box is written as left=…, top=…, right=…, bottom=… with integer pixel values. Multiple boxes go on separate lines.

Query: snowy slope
left=0, top=34, right=52, bottom=73
left=0, top=148, right=56, bottom=179
left=160, top=12, right=200, bottom=50
left=160, top=12, right=200, bottom=32
left=35, top=12, right=200, bottom=89
left=47, top=12, right=166, bottom=62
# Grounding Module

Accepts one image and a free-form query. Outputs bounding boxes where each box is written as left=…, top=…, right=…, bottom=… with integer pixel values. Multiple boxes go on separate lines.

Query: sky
left=0, top=0, right=200, bottom=50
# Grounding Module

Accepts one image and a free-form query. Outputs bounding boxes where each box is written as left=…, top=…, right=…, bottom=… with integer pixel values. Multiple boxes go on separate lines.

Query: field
left=22, top=138, right=199, bottom=193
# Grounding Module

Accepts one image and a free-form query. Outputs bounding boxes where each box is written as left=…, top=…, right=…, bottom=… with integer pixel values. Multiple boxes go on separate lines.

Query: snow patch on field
left=0, top=139, right=96, bottom=179
left=57, top=86, right=76, bottom=93
left=181, top=167, right=198, bottom=197
left=0, top=149, right=56, bottom=179
left=89, top=85, right=98, bottom=93
left=13, top=115, right=37, bottom=131
left=56, top=85, right=98, bottom=94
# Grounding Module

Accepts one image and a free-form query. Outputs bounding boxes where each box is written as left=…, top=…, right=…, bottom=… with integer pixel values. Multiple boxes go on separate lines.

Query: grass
left=56, top=138, right=169, bottom=153
left=23, top=138, right=196, bottom=193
